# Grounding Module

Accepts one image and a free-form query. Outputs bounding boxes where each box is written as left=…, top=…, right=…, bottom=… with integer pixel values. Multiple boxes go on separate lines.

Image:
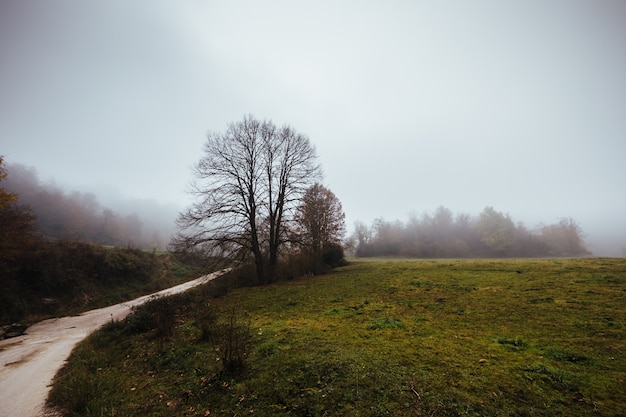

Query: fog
left=1, top=1, right=625, bottom=256
left=4, top=163, right=177, bottom=249
left=350, top=207, right=592, bottom=259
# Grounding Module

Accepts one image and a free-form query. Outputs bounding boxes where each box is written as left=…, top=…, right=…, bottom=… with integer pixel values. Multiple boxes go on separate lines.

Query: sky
left=1, top=1, right=625, bottom=255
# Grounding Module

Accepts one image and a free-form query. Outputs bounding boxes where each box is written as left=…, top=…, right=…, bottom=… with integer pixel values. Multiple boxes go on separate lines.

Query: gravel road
left=0, top=269, right=228, bottom=417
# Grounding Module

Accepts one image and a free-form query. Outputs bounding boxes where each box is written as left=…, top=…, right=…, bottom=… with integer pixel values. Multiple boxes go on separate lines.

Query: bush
left=124, top=295, right=183, bottom=344
left=200, top=309, right=251, bottom=373
left=322, top=243, right=347, bottom=267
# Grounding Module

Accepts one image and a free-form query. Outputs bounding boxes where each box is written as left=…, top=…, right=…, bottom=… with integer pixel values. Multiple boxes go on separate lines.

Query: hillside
left=0, top=241, right=208, bottom=328
left=49, top=258, right=626, bottom=416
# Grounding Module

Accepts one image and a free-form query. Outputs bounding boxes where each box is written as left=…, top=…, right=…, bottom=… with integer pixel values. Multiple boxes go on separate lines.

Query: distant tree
left=371, top=218, right=403, bottom=256
left=413, top=206, right=456, bottom=257
left=0, top=156, right=18, bottom=210
left=432, top=206, right=454, bottom=236
left=172, top=115, right=320, bottom=284
left=476, top=207, right=516, bottom=255
left=294, top=183, right=346, bottom=273
left=352, top=221, right=372, bottom=256
left=540, top=218, right=589, bottom=257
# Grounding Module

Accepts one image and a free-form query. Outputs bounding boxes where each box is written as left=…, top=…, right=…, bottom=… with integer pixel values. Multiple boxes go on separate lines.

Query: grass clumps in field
left=494, top=336, right=527, bottom=351
left=367, top=316, right=406, bottom=330
left=49, top=258, right=626, bottom=416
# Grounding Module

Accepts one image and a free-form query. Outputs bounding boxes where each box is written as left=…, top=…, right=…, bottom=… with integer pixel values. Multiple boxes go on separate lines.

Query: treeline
left=350, top=206, right=590, bottom=258
left=3, top=163, right=169, bottom=249
left=0, top=157, right=206, bottom=326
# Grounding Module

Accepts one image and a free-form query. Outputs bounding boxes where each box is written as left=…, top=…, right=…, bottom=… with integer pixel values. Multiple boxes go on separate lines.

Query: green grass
left=49, top=258, right=626, bottom=416
left=73, top=255, right=208, bottom=313
left=1, top=241, right=212, bottom=326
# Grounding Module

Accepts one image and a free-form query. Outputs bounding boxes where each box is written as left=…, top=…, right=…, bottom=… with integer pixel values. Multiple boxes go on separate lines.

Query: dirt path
left=0, top=269, right=229, bottom=417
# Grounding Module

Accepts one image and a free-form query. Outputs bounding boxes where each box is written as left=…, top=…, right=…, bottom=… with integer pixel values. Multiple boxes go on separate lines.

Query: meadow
left=49, top=258, right=626, bottom=416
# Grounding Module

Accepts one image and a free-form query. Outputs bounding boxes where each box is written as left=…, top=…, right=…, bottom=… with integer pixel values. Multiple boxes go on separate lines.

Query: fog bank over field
left=2, top=1, right=624, bottom=256
left=5, top=160, right=624, bottom=257
left=84, top=184, right=181, bottom=247
left=583, top=224, right=626, bottom=258
left=5, top=160, right=626, bottom=257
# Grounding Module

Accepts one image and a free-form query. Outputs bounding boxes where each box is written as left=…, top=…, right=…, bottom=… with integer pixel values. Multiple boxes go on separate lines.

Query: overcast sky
left=1, top=1, right=625, bottom=255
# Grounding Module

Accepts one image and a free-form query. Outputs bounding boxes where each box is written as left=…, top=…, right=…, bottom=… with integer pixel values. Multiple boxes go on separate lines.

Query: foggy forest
left=349, top=206, right=589, bottom=258
left=3, top=159, right=590, bottom=259
left=3, top=162, right=176, bottom=250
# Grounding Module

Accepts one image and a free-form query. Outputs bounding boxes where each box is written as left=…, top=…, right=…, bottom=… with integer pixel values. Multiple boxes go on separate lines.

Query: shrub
left=124, top=295, right=182, bottom=346
left=322, top=243, right=347, bottom=268
left=201, top=309, right=251, bottom=373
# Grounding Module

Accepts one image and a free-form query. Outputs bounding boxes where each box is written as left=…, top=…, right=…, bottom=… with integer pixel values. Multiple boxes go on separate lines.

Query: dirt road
left=0, top=269, right=228, bottom=417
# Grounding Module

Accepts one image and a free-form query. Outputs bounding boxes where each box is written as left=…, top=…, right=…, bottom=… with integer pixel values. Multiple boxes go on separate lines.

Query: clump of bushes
left=124, top=294, right=183, bottom=345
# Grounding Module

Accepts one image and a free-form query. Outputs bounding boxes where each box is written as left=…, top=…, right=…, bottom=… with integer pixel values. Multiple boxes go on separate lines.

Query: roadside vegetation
left=0, top=240, right=209, bottom=326
left=0, top=156, right=210, bottom=327
left=49, top=258, right=626, bottom=416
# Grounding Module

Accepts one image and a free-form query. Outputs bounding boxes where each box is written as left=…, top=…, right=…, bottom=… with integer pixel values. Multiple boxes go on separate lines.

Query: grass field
left=49, top=258, right=626, bottom=416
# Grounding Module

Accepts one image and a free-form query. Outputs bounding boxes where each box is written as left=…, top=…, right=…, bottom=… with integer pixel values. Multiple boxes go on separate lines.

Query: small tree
left=476, top=207, right=516, bottom=255
left=352, top=221, right=372, bottom=257
left=540, top=218, right=589, bottom=256
left=294, top=183, right=346, bottom=273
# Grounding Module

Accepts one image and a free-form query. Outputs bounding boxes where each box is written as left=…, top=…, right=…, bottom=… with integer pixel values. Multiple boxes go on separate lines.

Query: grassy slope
left=49, top=258, right=626, bottom=416
left=1, top=246, right=207, bottom=326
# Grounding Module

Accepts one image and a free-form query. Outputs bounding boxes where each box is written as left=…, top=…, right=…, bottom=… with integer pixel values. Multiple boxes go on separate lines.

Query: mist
left=349, top=206, right=591, bottom=259
left=4, top=162, right=179, bottom=250
left=2, top=1, right=624, bottom=258
left=349, top=208, right=626, bottom=258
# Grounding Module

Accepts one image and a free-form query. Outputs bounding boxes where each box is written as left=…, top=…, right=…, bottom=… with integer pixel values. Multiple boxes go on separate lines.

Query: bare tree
left=172, top=115, right=320, bottom=284
left=264, top=125, right=321, bottom=276
left=351, top=221, right=372, bottom=257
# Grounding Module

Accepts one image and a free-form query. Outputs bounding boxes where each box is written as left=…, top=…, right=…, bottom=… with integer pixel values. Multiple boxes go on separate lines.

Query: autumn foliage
left=294, top=183, right=347, bottom=273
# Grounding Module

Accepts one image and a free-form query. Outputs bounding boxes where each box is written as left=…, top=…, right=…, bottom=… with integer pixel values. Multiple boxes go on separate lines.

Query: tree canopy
left=294, top=183, right=346, bottom=273
left=172, top=115, right=321, bottom=284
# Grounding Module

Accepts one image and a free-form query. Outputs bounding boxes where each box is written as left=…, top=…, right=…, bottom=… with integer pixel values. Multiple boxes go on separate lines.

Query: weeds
left=494, top=336, right=527, bottom=351
left=543, top=347, right=591, bottom=363
left=367, top=316, right=406, bottom=330
left=201, top=309, right=251, bottom=373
